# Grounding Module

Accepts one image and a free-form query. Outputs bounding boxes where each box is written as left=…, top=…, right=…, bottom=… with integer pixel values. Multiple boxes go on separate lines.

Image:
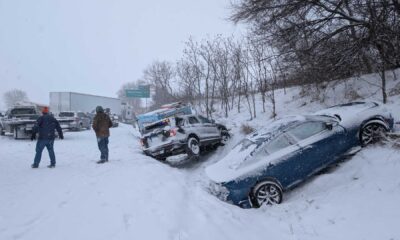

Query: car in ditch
left=140, top=114, right=230, bottom=160
left=57, top=111, right=91, bottom=131
left=205, top=102, right=394, bottom=208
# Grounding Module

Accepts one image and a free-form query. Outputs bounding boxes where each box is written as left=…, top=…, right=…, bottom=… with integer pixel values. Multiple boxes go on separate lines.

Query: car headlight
left=207, top=182, right=229, bottom=202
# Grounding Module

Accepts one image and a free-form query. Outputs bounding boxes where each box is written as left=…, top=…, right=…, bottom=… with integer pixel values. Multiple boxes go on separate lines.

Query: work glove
left=59, top=134, right=64, bottom=140
left=31, top=134, right=36, bottom=141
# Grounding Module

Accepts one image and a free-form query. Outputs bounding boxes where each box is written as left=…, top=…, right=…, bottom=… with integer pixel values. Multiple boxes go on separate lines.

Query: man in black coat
left=31, top=107, right=64, bottom=168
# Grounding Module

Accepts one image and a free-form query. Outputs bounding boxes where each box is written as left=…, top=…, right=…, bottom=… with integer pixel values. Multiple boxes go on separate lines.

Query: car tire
left=186, top=137, right=200, bottom=157
left=155, top=156, right=166, bottom=161
left=0, top=126, right=4, bottom=136
left=251, top=180, right=283, bottom=208
left=360, top=123, right=387, bottom=146
left=220, top=132, right=230, bottom=146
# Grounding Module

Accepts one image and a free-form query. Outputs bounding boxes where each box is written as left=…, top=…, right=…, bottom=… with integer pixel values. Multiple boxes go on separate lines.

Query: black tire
left=186, top=137, right=200, bottom=157
left=251, top=180, right=283, bottom=208
left=360, top=123, right=388, bottom=146
left=220, top=132, right=230, bottom=146
left=0, top=126, right=4, bottom=136
left=155, top=156, right=166, bottom=161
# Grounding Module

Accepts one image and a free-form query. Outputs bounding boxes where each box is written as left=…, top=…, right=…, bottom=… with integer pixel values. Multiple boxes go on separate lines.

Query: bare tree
left=231, top=0, right=400, bottom=103
left=144, top=60, right=176, bottom=109
left=3, top=89, right=29, bottom=108
left=117, top=81, right=144, bottom=112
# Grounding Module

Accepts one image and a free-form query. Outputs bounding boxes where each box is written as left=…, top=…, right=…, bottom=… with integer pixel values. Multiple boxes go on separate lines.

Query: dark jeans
left=34, top=139, right=56, bottom=166
left=97, top=137, right=109, bottom=161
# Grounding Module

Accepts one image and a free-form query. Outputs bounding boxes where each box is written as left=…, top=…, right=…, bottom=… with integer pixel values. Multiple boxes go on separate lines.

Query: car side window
left=287, top=121, right=326, bottom=140
left=176, top=117, right=184, bottom=127
left=198, top=115, right=211, bottom=123
left=188, top=116, right=200, bottom=124
left=264, top=134, right=292, bottom=154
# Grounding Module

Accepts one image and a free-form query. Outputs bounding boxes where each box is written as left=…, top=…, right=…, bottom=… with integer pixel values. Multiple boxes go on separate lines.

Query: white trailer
left=50, top=92, right=121, bottom=115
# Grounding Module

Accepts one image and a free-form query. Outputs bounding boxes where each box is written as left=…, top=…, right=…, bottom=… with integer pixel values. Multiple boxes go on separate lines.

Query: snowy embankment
left=1, top=69, right=400, bottom=240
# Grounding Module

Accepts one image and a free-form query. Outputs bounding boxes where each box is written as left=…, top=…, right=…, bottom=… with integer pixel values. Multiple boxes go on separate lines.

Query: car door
left=286, top=121, right=347, bottom=177
left=186, top=116, right=204, bottom=138
left=197, top=115, right=220, bottom=140
left=250, top=133, right=304, bottom=188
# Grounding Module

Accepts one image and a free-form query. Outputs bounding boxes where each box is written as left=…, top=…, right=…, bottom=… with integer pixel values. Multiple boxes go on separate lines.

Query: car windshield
left=287, top=121, right=327, bottom=140
left=11, top=108, right=36, bottom=115
left=237, top=139, right=256, bottom=151
left=143, top=119, right=171, bottom=134
left=59, top=112, right=75, bottom=117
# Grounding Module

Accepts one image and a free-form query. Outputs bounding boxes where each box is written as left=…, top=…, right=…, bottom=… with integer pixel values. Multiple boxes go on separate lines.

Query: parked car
left=140, top=114, right=230, bottom=160
left=57, top=111, right=91, bottom=131
left=206, top=102, right=394, bottom=208
left=110, top=114, right=119, bottom=128
left=0, top=105, right=42, bottom=139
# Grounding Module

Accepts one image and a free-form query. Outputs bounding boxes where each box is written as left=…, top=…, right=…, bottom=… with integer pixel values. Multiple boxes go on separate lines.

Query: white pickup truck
left=0, top=105, right=73, bottom=139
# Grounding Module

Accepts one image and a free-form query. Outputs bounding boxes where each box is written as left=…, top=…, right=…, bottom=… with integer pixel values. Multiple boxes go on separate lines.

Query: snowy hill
left=0, top=70, right=399, bottom=240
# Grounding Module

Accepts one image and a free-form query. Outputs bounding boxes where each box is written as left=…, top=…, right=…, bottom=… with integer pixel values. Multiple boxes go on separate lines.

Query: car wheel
left=251, top=180, right=283, bottom=208
left=0, top=126, right=4, bottom=136
left=360, top=123, right=387, bottom=146
left=186, top=137, right=200, bottom=157
left=220, top=132, right=230, bottom=146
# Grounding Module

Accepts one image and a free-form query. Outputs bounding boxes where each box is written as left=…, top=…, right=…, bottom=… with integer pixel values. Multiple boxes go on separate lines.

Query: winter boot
left=31, top=164, right=38, bottom=169
left=97, top=160, right=107, bottom=164
left=47, top=164, right=56, bottom=168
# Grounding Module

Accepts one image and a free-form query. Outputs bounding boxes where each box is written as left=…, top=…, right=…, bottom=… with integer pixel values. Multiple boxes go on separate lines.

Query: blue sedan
left=206, top=102, right=394, bottom=208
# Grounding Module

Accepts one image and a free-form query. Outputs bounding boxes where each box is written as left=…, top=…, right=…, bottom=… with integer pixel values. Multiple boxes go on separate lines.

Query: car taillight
left=169, top=128, right=177, bottom=137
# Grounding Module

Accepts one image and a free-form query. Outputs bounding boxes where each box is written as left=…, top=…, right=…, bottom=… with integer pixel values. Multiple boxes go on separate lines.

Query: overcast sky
left=0, top=0, right=243, bottom=110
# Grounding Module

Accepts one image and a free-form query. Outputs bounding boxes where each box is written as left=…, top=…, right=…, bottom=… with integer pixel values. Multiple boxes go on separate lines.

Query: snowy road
left=1, top=123, right=400, bottom=240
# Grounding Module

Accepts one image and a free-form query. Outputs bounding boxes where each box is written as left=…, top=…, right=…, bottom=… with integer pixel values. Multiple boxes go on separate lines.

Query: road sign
left=126, top=85, right=150, bottom=98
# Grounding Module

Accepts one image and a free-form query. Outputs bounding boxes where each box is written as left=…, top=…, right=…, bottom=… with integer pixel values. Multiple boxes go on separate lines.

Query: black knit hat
left=96, top=106, right=104, bottom=113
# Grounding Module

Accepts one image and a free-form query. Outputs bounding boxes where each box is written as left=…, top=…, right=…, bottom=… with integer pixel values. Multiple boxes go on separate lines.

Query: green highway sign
left=126, top=86, right=150, bottom=98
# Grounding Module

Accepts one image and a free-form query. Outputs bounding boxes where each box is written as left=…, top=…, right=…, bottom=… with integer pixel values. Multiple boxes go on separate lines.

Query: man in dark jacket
left=31, top=107, right=64, bottom=168
left=92, top=106, right=112, bottom=164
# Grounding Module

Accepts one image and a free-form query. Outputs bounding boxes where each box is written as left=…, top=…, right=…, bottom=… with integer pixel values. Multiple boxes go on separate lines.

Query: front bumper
left=208, top=181, right=253, bottom=209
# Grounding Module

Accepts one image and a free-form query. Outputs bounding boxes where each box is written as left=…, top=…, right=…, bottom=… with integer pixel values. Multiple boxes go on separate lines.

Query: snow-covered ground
left=1, top=70, right=400, bottom=240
